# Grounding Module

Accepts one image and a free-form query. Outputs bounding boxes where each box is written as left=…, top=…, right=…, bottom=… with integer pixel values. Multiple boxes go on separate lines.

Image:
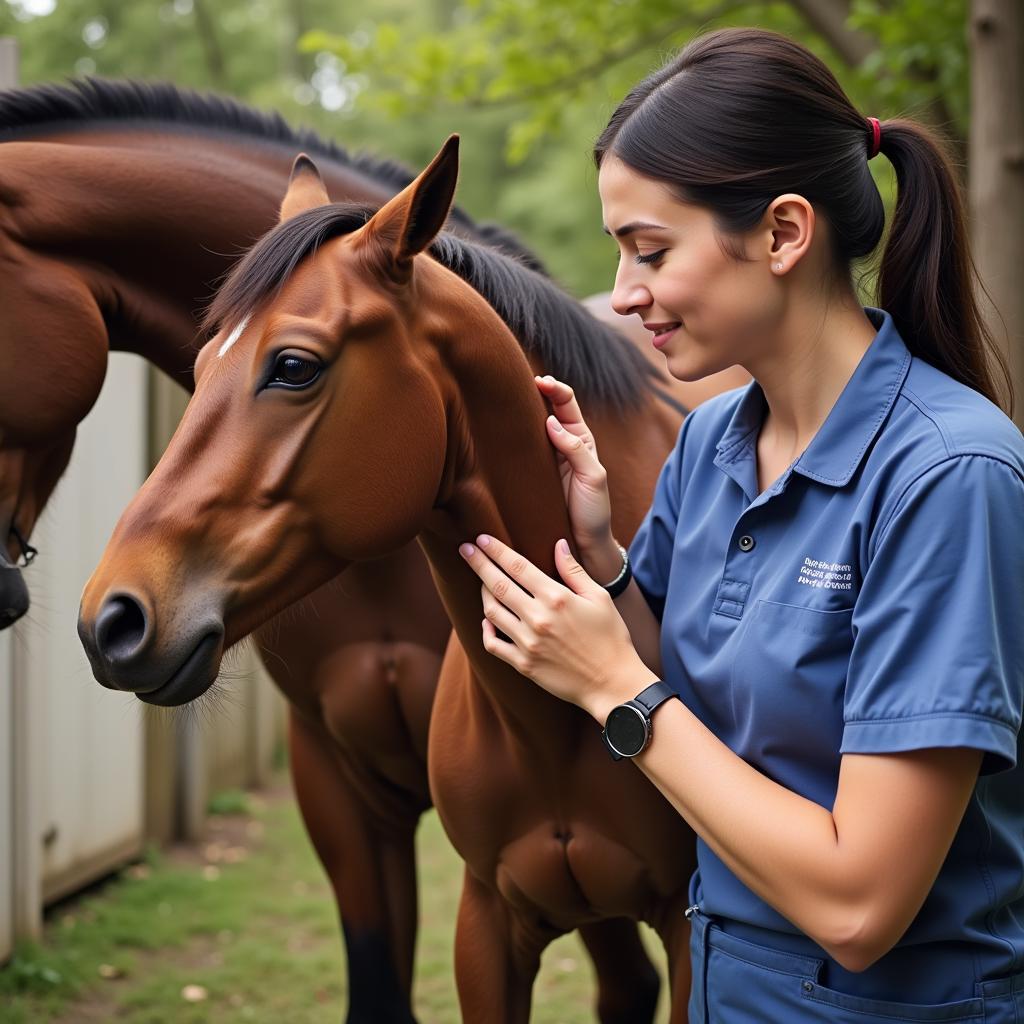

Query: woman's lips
left=648, top=323, right=681, bottom=349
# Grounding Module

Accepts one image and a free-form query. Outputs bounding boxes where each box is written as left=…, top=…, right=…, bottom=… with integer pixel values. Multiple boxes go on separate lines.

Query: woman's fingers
left=535, top=375, right=588, bottom=431
left=459, top=535, right=553, bottom=612
left=545, top=415, right=606, bottom=484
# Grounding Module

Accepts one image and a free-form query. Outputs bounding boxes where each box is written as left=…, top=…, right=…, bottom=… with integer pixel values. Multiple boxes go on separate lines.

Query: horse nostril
left=0, top=605, right=26, bottom=629
left=95, top=595, right=149, bottom=664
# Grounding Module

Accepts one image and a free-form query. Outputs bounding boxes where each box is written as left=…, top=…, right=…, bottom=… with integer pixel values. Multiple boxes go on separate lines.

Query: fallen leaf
left=98, top=963, right=124, bottom=980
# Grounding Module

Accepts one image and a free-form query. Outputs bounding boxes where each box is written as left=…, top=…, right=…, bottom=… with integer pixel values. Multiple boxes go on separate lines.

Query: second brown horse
left=79, top=139, right=738, bottom=1020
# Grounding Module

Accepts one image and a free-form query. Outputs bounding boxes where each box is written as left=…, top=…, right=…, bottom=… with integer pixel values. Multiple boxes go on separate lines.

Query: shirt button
left=738, top=534, right=756, bottom=552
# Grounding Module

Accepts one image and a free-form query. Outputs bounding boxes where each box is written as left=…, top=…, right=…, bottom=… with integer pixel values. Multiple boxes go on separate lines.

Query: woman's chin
left=662, top=348, right=713, bottom=382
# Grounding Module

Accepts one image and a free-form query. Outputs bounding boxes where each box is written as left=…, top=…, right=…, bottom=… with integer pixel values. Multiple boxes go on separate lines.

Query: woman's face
left=598, top=155, right=784, bottom=382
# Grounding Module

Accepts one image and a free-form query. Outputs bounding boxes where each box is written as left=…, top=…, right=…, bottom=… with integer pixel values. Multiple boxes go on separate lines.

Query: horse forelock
left=204, top=203, right=655, bottom=410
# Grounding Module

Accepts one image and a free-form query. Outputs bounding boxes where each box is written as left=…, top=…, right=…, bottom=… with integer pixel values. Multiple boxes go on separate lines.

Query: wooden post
left=0, top=35, right=43, bottom=954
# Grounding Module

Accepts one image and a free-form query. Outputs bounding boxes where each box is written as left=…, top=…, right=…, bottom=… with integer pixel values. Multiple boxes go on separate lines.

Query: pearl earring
left=774, top=262, right=784, bottom=272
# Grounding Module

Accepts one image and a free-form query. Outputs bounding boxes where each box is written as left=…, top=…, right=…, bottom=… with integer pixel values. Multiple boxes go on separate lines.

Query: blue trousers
left=687, top=878, right=1024, bottom=1022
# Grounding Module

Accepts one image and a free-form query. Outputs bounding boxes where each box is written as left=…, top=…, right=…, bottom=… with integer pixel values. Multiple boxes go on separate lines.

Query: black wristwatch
left=602, top=680, right=679, bottom=761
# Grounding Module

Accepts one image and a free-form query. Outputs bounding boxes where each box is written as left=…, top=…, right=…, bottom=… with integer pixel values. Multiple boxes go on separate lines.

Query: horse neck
left=416, top=292, right=586, bottom=732
left=0, top=131, right=397, bottom=381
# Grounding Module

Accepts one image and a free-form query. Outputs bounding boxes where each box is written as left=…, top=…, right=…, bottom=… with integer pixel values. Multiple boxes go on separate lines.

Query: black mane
left=0, top=77, right=544, bottom=271
left=205, top=203, right=656, bottom=410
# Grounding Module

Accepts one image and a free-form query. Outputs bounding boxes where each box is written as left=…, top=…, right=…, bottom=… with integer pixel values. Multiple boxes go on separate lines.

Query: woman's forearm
left=636, top=699, right=852, bottom=946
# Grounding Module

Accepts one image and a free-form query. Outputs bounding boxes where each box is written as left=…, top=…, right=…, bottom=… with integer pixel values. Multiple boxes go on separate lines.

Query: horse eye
left=269, top=354, right=320, bottom=389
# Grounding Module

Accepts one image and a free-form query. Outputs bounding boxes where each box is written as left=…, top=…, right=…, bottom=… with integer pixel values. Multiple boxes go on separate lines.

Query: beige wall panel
left=15, top=353, right=149, bottom=904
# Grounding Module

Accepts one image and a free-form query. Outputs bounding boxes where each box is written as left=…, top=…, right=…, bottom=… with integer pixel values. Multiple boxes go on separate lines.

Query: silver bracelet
left=599, top=543, right=632, bottom=598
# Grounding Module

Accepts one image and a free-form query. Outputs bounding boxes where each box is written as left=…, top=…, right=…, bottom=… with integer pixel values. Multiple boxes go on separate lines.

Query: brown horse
left=79, top=138, right=738, bottom=1021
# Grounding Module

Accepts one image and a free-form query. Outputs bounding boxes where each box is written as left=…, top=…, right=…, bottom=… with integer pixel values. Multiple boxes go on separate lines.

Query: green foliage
left=305, top=0, right=968, bottom=158
left=849, top=0, right=968, bottom=131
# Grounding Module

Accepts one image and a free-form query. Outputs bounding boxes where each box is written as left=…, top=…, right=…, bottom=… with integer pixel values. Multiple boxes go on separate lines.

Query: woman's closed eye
left=635, top=249, right=667, bottom=265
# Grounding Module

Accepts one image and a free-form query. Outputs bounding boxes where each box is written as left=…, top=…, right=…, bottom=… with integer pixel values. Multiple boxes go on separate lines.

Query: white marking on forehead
left=217, top=312, right=252, bottom=358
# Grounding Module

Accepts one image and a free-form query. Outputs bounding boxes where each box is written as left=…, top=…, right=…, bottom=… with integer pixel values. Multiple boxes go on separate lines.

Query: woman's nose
left=610, top=268, right=651, bottom=318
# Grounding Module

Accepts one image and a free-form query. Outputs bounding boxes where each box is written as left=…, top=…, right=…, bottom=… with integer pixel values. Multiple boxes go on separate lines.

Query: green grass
left=206, top=789, right=252, bottom=816
left=0, top=780, right=669, bottom=1022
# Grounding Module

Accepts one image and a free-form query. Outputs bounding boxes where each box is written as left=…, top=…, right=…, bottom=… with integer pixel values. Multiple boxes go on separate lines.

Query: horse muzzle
left=78, top=591, right=225, bottom=706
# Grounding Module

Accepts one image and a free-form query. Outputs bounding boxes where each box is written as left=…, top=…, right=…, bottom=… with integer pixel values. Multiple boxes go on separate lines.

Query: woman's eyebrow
left=603, top=221, right=669, bottom=238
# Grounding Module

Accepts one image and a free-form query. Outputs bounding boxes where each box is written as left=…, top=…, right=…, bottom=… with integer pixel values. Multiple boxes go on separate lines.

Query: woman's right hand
left=535, top=375, right=616, bottom=560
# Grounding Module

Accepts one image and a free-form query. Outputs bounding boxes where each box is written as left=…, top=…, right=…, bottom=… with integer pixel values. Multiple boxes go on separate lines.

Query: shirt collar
left=714, top=308, right=912, bottom=489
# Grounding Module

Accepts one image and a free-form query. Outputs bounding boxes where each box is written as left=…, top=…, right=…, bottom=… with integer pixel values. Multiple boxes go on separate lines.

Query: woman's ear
left=764, top=194, right=815, bottom=275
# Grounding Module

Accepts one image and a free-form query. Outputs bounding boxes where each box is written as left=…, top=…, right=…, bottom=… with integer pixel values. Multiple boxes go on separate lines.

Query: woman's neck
left=748, top=292, right=878, bottom=459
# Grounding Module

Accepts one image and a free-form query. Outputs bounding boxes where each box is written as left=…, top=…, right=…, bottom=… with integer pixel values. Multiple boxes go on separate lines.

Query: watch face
left=606, top=704, right=648, bottom=757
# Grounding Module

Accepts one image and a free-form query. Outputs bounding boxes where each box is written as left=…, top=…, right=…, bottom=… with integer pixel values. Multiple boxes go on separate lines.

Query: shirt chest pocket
left=727, top=599, right=855, bottom=780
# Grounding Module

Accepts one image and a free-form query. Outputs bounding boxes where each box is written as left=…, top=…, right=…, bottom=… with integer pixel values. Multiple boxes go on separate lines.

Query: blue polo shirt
left=630, top=308, right=1024, bottom=1001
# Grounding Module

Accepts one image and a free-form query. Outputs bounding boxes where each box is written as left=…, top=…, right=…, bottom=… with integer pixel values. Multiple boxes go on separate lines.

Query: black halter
left=8, top=524, right=38, bottom=567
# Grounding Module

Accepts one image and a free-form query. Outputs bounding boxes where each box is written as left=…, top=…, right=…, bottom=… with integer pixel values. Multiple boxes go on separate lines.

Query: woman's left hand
left=458, top=534, right=649, bottom=719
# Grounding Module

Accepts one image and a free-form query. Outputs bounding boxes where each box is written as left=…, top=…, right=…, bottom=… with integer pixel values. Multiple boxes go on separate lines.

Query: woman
left=459, top=27, right=1024, bottom=1021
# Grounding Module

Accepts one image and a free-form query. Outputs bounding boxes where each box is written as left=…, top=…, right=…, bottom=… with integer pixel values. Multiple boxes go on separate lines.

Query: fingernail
left=459, top=543, right=475, bottom=558
left=548, top=416, right=563, bottom=432
left=558, top=539, right=570, bottom=556
left=544, top=375, right=555, bottom=383
left=477, top=534, right=491, bottom=548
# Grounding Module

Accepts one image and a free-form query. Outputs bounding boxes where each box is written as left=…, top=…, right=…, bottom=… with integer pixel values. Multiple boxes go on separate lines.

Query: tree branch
left=787, top=0, right=875, bottom=65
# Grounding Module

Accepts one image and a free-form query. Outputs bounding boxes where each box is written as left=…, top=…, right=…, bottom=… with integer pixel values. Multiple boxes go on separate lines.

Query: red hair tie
left=867, top=117, right=882, bottom=160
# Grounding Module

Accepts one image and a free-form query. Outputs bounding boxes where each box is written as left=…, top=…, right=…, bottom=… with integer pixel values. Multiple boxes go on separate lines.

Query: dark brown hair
left=595, top=27, right=1013, bottom=414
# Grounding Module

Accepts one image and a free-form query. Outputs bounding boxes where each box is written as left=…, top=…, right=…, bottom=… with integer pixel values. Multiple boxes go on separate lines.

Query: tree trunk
left=970, top=0, right=1024, bottom=427
left=192, top=0, right=227, bottom=89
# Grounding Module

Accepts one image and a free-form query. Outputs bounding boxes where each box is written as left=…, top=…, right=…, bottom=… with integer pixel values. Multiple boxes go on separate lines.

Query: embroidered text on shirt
left=797, top=557, right=853, bottom=590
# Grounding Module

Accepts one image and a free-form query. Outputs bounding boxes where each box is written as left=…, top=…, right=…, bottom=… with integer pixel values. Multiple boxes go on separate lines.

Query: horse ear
left=280, top=154, right=330, bottom=222
left=362, top=135, right=459, bottom=279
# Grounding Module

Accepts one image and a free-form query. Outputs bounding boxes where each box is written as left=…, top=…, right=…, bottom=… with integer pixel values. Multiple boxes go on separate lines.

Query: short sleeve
left=842, top=455, right=1024, bottom=774
left=628, top=416, right=692, bottom=622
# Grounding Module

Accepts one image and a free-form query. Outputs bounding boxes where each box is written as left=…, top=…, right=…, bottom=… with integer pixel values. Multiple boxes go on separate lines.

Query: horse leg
left=453, top=868, right=552, bottom=1024
left=578, top=917, right=661, bottom=1024
left=288, top=706, right=418, bottom=1024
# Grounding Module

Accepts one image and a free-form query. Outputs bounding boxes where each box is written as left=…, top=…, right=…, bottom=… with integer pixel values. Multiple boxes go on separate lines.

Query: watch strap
left=632, top=680, right=677, bottom=716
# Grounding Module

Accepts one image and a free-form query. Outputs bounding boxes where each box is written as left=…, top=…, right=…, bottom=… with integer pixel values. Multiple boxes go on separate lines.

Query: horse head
left=78, top=137, right=509, bottom=704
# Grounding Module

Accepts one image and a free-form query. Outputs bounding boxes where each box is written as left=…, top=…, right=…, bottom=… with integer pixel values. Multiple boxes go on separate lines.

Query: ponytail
left=878, top=120, right=1014, bottom=415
